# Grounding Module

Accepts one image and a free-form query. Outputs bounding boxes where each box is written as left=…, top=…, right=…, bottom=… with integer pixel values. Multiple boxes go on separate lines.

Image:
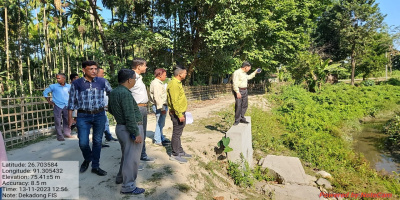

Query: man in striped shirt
left=67, top=60, right=112, bottom=176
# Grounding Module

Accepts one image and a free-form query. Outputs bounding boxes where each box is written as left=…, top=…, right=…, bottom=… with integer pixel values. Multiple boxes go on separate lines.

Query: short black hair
left=118, top=69, right=136, bottom=84
left=132, top=58, right=146, bottom=70
left=56, top=73, right=66, bottom=79
left=82, top=60, right=98, bottom=68
left=241, top=61, right=251, bottom=68
left=69, top=73, right=78, bottom=81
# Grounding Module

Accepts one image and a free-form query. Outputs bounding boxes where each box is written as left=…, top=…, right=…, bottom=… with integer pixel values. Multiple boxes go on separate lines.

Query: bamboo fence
left=0, top=96, right=55, bottom=149
left=1, top=83, right=266, bottom=149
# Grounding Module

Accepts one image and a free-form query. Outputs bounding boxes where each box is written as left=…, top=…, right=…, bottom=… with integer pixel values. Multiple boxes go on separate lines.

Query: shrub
left=361, top=79, right=375, bottom=86
left=255, top=82, right=400, bottom=195
left=383, top=115, right=400, bottom=149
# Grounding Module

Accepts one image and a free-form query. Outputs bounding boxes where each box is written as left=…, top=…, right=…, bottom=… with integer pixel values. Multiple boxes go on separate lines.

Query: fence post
left=21, top=95, right=25, bottom=144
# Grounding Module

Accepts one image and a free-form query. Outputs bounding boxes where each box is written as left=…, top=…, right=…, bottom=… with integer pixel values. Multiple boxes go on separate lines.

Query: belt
left=138, top=103, right=148, bottom=107
left=78, top=107, right=104, bottom=114
left=239, top=88, right=247, bottom=91
left=117, top=122, right=143, bottom=125
left=169, top=110, right=185, bottom=116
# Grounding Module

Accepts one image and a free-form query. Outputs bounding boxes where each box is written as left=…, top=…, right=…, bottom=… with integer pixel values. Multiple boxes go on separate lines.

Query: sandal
left=121, top=187, right=145, bottom=195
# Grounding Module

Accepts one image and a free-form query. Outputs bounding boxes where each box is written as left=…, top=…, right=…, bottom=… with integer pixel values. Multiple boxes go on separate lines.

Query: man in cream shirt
left=232, top=61, right=261, bottom=126
left=149, top=68, right=170, bottom=146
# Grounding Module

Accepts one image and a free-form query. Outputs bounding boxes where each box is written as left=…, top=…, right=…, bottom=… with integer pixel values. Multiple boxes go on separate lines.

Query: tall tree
left=87, top=0, right=115, bottom=74
left=315, top=0, right=385, bottom=85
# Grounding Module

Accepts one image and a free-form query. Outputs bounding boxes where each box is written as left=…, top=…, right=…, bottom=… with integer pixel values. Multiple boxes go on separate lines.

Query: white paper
left=185, top=112, right=193, bottom=124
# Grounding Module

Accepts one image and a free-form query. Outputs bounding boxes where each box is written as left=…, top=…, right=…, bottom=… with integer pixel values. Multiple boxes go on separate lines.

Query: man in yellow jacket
left=167, top=66, right=192, bottom=163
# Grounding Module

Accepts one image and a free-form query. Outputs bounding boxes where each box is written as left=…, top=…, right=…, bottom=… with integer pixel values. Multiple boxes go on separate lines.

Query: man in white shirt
left=232, top=61, right=261, bottom=126
left=130, top=58, right=155, bottom=162
left=97, top=68, right=118, bottom=145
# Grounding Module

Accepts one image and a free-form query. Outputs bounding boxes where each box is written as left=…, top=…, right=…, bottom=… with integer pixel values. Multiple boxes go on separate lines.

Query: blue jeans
left=77, top=111, right=106, bottom=169
left=152, top=105, right=167, bottom=144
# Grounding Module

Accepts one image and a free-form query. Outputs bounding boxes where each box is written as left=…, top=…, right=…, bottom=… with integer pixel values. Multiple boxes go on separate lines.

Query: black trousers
left=170, top=112, right=186, bottom=156
left=233, top=89, right=248, bottom=123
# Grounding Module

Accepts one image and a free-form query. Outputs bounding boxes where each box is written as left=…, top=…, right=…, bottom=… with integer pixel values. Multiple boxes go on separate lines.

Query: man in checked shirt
left=67, top=60, right=112, bottom=176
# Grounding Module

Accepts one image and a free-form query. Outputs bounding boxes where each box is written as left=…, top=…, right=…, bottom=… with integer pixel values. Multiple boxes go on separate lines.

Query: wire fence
left=1, top=83, right=266, bottom=149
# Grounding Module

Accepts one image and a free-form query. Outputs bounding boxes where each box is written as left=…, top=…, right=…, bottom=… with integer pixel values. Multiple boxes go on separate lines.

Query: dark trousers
left=233, top=89, right=248, bottom=123
left=170, top=112, right=186, bottom=156
left=138, top=106, right=148, bottom=159
left=53, top=105, right=71, bottom=139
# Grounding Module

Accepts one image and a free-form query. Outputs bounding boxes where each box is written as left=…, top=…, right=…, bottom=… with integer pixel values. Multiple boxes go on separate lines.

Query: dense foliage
left=249, top=82, right=400, bottom=194
left=383, top=115, right=400, bottom=150
left=0, top=0, right=398, bottom=96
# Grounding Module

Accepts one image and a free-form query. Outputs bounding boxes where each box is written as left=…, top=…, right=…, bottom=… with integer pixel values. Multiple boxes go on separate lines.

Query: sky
left=376, top=0, right=400, bottom=49
left=376, top=0, right=400, bottom=30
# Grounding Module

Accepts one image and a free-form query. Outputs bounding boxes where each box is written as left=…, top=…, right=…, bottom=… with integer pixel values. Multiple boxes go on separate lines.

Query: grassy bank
left=218, top=82, right=400, bottom=196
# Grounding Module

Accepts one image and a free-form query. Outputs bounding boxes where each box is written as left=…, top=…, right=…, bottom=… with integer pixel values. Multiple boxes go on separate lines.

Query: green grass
left=174, top=183, right=191, bottom=193
left=258, top=83, right=400, bottom=195
left=216, top=82, right=400, bottom=197
left=144, top=187, right=157, bottom=197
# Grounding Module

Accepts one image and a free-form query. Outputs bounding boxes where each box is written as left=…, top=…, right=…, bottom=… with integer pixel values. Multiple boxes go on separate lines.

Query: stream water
left=353, top=117, right=400, bottom=175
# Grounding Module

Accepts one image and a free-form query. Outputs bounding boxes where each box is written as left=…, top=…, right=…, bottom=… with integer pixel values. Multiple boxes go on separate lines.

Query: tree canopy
left=0, top=0, right=398, bottom=95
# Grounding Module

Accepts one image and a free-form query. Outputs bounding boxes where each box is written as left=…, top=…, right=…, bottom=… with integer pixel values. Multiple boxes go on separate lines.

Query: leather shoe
left=91, top=168, right=107, bottom=176
left=80, top=160, right=90, bottom=173
left=57, top=138, right=65, bottom=141
left=106, top=137, right=118, bottom=142
left=162, top=138, right=171, bottom=143
left=140, top=157, right=155, bottom=162
left=233, top=122, right=239, bottom=126
left=240, top=120, right=249, bottom=124
left=102, top=144, right=110, bottom=148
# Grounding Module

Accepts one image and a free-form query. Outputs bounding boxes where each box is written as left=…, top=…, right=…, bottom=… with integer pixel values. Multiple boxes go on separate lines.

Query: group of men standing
left=43, top=59, right=193, bottom=195
left=43, top=58, right=259, bottom=195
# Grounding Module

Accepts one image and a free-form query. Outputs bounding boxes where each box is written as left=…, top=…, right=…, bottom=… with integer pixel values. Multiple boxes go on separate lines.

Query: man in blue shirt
left=67, top=61, right=112, bottom=176
left=43, top=73, right=72, bottom=141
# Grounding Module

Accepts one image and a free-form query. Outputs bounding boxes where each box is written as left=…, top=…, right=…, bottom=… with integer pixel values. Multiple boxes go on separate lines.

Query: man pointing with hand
left=232, top=61, right=261, bottom=126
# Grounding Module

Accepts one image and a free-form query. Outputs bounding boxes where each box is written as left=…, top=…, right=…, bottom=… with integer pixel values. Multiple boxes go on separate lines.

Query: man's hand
left=134, top=135, right=143, bottom=144
left=179, top=115, right=185, bottom=122
left=256, top=68, right=262, bottom=73
left=161, top=110, right=167, bottom=115
left=236, top=92, right=242, bottom=99
left=68, top=110, right=74, bottom=128
left=48, top=101, right=55, bottom=106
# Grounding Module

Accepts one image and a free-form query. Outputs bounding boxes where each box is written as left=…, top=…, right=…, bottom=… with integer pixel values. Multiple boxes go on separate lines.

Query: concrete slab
left=262, top=184, right=324, bottom=200
left=226, top=116, right=253, bottom=168
left=260, top=155, right=309, bottom=185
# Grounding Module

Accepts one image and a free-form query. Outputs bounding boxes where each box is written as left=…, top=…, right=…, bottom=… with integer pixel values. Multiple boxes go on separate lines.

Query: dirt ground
left=6, top=94, right=268, bottom=200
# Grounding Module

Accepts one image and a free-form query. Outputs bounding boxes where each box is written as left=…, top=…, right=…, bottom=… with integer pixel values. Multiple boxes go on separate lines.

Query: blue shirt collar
left=83, top=76, right=97, bottom=83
